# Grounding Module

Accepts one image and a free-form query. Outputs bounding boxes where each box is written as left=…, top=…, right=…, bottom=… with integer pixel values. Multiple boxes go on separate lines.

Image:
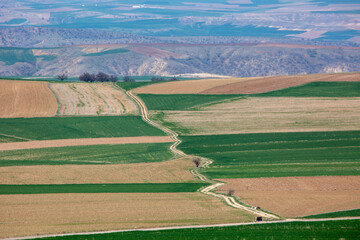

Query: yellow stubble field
left=0, top=80, right=58, bottom=118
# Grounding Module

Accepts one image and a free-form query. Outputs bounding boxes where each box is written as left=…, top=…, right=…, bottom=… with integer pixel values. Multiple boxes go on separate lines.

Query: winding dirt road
left=126, top=90, right=279, bottom=219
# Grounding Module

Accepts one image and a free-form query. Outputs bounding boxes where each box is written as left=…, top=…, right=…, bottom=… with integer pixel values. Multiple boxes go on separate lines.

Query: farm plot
left=0, top=158, right=197, bottom=184
left=200, top=72, right=360, bottom=94
left=133, top=72, right=360, bottom=95
left=49, top=82, right=138, bottom=116
left=0, top=183, right=207, bottom=194
left=0, top=80, right=57, bottom=118
left=139, top=94, right=243, bottom=110
left=304, top=209, right=360, bottom=219
left=133, top=77, right=255, bottom=94
left=163, top=97, right=360, bottom=135
left=178, top=131, right=360, bottom=178
left=0, top=116, right=166, bottom=140
left=0, top=193, right=254, bottom=239
left=0, top=136, right=172, bottom=151
left=37, top=220, right=360, bottom=240
left=255, top=81, right=360, bottom=97
left=217, top=176, right=360, bottom=218
left=0, top=142, right=173, bottom=167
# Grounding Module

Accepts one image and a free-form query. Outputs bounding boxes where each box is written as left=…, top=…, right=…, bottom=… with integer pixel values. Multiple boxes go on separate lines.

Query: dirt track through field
left=217, top=176, right=360, bottom=218
left=0, top=193, right=254, bottom=239
left=49, top=82, right=138, bottom=116
left=127, top=91, right=279, bottom=219
left=0, top=136, right=172, bottom=151
left=0, top=80, right=58, bottom=118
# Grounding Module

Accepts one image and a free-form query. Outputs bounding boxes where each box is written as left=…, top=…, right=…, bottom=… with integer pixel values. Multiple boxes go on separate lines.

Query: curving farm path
left=126, top=90, right=280, bottom=219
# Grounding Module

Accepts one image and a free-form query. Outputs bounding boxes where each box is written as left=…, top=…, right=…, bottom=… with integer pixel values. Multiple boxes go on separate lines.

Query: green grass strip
left=0, top=116, right=166, bottom=140
left=0, top=143, right=173, bottom=167
left=35, top=220, right=360, bottom=240
left=179, top=130, right=360, bottom=178
left=0, top=183, right=207, bottom=194
left=139, top=94, right=243, bottom=110
left=83, top=48, right=130, bottom=56
left=254, top=82, right=360, bottom=97
left=117, top=81, right=160, bottom=91
left=303, top=209, right=360, bottom=219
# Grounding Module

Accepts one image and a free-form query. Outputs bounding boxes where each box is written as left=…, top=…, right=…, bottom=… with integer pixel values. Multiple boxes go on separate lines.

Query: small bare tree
left=57, top=73, right=68, bottom=81
left=227, top=189, right=235, bottom=196
left=193, top=158, right=201, bottom=167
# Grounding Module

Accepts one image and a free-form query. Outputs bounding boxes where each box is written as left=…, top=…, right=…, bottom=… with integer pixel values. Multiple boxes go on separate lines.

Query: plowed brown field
left=0, top=157, right=196, bottom=184
left=165, top=97, right=360, bottom=134
left=133, top=72, right=360, bottom=95
left=0, top=80, right=58, bottom=118
left=0, top=136, right=172, bottom=151
left=201, top=72, right=360, bottom=94
left=217, top=176, right=360, bottom=218
left=49, top=82, right=138, bottom=116
left=0, top=193, right=253, bottom=238
left=133, top=77, right=257, bottom=94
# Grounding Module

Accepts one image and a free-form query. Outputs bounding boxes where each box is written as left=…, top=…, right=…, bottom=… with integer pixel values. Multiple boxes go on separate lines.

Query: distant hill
left=0, top=44, right=359, bottom=77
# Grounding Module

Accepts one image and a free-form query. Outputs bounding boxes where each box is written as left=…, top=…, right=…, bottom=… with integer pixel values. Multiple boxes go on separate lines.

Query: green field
left=303, top=209, right=360, bottom=219
left=0, top=47, right=36, bottom=65
left=255, top=82, right=360, bottom=97
left=0, top=135, right=24, bottom=143
left=36, top=220, right=360, bottom=240
left=0, top=116, right=166, bottom=140
left=0, top=183, right=206, bottom=194
left=178, top=131, right=360, bottom=178
left=0, top=142, right=173, bottom=167
left=83, top=48, right=130, bottom=56
left=117, top=81, right=159, bottom=91
left=138, top=94, right=243, bottom=110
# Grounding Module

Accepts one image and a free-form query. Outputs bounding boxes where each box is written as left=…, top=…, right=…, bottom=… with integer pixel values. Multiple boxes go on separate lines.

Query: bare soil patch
left=0, top=136, right=172, bottom=151
left=49, top=82, right=138, bottom=116
left=217, top=176, right=360, bottom=218
left=0, top=193, right=253, bottom=238
left=201, top=72, right=360, bottom=94
left=165, top=97, right=360, bottom=134
left=134, top=77, right=258, bottom=94
left=0, top=80, right=57, bottom=118
left=0, top=157, right=196, bottom=184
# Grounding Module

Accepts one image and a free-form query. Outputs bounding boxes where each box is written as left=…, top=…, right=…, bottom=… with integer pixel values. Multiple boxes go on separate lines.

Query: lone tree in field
left=57, top=73, right=68, bottom=81
left=227, top=189, right=235, bottom=196
left=193, top=158, right=201, bottom=167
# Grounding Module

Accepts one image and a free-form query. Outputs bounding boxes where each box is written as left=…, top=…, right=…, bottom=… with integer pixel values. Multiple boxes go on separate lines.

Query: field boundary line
left=5, top=217, right=360, bottom=240
left=126, top=90, right=279, bottom=219
left=0, top=133, right=31, bottom=141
